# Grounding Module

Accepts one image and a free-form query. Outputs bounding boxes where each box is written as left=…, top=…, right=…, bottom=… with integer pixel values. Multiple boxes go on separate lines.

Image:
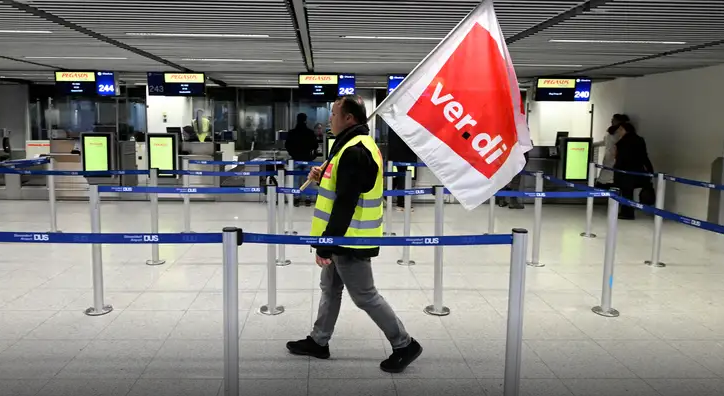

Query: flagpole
left=368, top=0, right=490, bottom=121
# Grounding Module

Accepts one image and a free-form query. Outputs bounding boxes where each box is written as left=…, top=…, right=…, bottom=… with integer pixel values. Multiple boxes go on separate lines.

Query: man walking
left=286, top=95, right=422, bottom=373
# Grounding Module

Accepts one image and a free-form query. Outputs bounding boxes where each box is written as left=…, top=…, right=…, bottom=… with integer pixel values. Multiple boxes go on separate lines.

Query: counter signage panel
left=81, top=134, right=111, bottom=172
left=534, top=78, right=591, bottom=102
left=387, top=74, right=406, bottom=95
left=147, top=72, right=206, bottom=96
left=337, top=74, right=356, bottom=96
left=298, top=74, right=340, bottom=101
left=55, top=71, right=117, bottom=97
left=563, top=139, right=592, bottom=181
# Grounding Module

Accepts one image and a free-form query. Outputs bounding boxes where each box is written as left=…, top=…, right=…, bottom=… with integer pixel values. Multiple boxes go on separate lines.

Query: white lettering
left=430, top=82, right=453, bottom=105
left=454, top=114, right=477, bottom=131
left=471, top=134, right=502, bottom=158
left=443, top=101, right=463, bottom=122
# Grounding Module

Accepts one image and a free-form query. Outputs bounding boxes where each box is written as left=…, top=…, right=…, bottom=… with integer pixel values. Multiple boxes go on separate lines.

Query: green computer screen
left=82, top=136, right=109, bottom=172
left=148, top=136, right=175, bottom=172
left=564, top=141, right=590, bottom=180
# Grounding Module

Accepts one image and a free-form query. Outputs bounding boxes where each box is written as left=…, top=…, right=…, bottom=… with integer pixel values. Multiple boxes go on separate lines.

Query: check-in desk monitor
left=561, top=137, right=592, bottom=181
left=147, top=133, right=179, bottom=178
left=81, top=133, right=113, bottom=172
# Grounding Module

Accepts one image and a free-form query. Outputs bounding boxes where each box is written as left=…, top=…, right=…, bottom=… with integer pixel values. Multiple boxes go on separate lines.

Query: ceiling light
left=341, top=35, right=442, bottom=41
left=549, top=39, right=686, bottom=45
left=514, top=63, right=583, bottom=68
left=182, top=58, right=284, bottom=62
left=0, top=30, right=52, bottom=34
left=126, top=32, right=270, bottom=38
left=25, top=56, right=128, bottom=60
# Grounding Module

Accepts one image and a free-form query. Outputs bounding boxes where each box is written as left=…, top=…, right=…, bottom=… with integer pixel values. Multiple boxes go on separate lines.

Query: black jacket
left=285, top=124, right=318, bottom=161
left=313, top=124, right=380, bottom=259
left=614, top=132, right=654, bottom=189
left=387, top=128, right=417, bottom=162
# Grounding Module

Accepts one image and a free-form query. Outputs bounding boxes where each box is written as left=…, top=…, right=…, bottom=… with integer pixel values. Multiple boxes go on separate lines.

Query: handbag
left=639, top=183, right=656, bottom=206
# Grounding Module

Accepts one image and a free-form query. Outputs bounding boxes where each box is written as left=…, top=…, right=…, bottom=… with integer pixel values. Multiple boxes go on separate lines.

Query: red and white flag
left=372, top=0, right=532, bottom=210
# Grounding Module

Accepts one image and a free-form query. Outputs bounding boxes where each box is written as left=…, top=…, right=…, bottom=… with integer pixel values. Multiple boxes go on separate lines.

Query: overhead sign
left=54, top=71, right=117, bottom=97
left=298, top=74, right=338, bottom=84
left=537, top=79, right=576, bottom=88
left=147, top=72, right=205, bottom=96
left=387, top=75, right=406, bottom=95
left=164, top=73, right=205, bottom=83
left=535, top=77, right=591, bottom=102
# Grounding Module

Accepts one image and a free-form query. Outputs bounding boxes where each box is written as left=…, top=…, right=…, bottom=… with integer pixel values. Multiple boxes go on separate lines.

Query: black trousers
left=619, top=187, right=635, bottom=218
left=393, top=165, right=408, bottom=208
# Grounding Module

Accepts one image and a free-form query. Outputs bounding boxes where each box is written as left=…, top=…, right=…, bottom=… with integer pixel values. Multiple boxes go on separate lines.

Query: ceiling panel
left=21, top=0, right=307, bottom=75
left=0, top=0, right=723, bottom=87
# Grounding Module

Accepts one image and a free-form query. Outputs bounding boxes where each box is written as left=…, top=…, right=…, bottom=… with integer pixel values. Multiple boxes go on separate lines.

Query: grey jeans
left=310, top=254, right=412, bottom=349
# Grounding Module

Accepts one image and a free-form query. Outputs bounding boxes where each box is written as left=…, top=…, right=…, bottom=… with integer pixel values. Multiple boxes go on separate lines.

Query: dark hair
left=621, top=121, right=637, bottom=135
left=335, top=95, right=367, bottom=124
left=612, top=113, right=629, bottom=124
left=296, top=113, right=307, bottom=124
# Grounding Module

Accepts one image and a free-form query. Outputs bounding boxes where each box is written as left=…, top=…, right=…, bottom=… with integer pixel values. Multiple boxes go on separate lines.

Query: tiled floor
left=1, top=198, right=723, bottom=396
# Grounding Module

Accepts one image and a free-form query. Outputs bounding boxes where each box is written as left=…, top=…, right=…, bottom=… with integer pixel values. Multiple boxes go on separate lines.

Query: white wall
left=0, top=84, right=30, bottom=151
left=589, top=79, right=628, bottom=142
left=527, top=100, right=592, bottom=145
left=145, top=86, right=193, bottom=133
left=621, top=64, right=724, bottom=219
left=356, top=88, right=376, bottom=139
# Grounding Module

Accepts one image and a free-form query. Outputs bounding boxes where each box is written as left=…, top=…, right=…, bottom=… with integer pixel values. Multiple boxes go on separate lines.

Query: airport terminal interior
left=2, top=1, right=724, bottom=395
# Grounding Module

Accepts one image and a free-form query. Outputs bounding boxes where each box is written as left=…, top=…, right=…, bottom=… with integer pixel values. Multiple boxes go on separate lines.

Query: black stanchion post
left=424, top=186, right=450, bottom=316
left=592, top=188, right=620, bottom=317
left=504, top=228, right=528, bottom=396
left=222, top=227, right=241, bottom=396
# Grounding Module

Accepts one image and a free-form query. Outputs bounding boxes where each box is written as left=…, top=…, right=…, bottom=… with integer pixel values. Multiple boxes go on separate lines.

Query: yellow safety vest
left=310, top=135, right=384, bottom=249
left=193, top=117, right=210, bottom=142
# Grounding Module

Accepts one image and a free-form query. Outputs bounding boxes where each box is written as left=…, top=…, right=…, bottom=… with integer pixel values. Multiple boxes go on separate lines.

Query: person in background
left=313, top=122, right=325, bottom=143
left=596, top=114, right=627, bottom=189
left=192, top=109, right=211, bottom=142
left=285, top=113, right=319, bottom=207
left=497, top=139, right=532, bottom=209
left=387, top=127, right=417, bottom=211
left=614, top=120, right=654, bottom=220
left=286, top=95, right=422, bottom=374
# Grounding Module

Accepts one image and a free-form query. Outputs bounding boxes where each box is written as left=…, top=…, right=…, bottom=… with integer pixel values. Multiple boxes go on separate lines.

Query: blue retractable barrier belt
left=542, top=175, right=604, bottom=192
left=277, top=187, right=320, bottom=196
left=391, top=162, right=427, bottom=168
left=615, top=196, right=724, bottom=234
left=294, top=161, right=324, bottom=166
left=243, top=233, right=513, bottom=246
left=189, top=160, right=284, bottom=166
left=0, top=232, right=222, bottom=244
left=664, top=175, right=724, bottom=191
left=98, top=186, right=263, bottom=194
left=596, top=164, right=654, bottom=178
left=384, top=188, right=434, bottom=197
left=162, top=170, right=277, bottom=177
left=0, top=168, right=149, bottom=176
left=495, top=190, right=609, bottom=198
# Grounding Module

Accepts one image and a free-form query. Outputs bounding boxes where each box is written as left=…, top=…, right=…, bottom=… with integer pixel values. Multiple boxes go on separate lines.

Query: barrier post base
left=527, top=261, right=545, bottom=268
left=84, top=305, right=113, bottom=316
left=396, top=259, right=416, bottom=266
left=276, top=259, right=292, bottom=267
left=424, top=305, right=450, bottom=317
left=592, top=306, right=619, bottom=318
left=145, top=259, right=166, bottom=266
left=644, top=260, right=666, bottom=268
left=580, top=232, right=597, bottom=238
left=260, top=305, right=285, bottom=316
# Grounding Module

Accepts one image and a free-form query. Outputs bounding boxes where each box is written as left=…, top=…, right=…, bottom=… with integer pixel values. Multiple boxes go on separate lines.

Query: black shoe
left=286, top=336, right=330, bottom=359
left=293, top=199, right=301, bottom=207
left=304, top=199, right=312, bottom=207
left=380, top=338, right=422, bottom=373
left=508, top=203, right=524, bottom=210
